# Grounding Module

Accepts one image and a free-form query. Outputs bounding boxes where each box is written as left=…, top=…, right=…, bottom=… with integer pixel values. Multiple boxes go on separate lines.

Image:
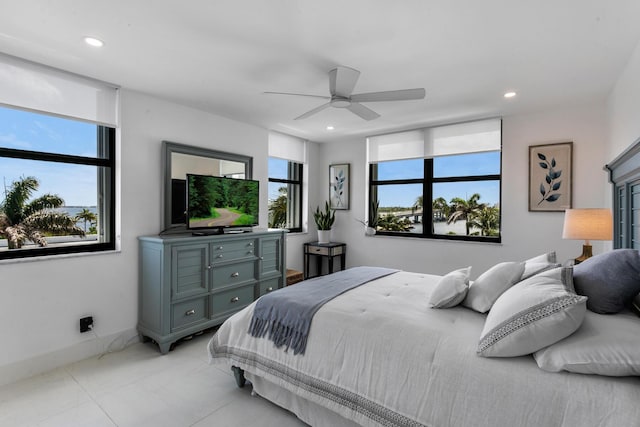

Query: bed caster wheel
left=232, top=366, right=246, bottom=388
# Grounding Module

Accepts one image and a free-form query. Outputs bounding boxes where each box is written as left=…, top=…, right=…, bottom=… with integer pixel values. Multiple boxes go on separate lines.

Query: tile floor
left=0, top=332, right=306, bottom=427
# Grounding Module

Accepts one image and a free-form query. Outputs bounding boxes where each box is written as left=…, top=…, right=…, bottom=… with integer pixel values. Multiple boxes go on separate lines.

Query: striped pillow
left=477, top=267, right=587, bottom=358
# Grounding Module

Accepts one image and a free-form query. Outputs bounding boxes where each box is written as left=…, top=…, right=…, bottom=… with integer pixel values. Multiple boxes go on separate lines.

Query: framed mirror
left=162, top=141, right=253, bottom=230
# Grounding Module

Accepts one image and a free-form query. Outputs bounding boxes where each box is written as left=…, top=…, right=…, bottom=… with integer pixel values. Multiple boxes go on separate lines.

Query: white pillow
left=525, top=251, right=557, bottom=264
left=521, top=251, right=559, bottom=281
left=429, top=267, right=471, bottom=308
left=462, top=262, right=525, bottom=313
left=534, top=309, right=640, bottom=376
left=477, top=267, right=587, bottom=357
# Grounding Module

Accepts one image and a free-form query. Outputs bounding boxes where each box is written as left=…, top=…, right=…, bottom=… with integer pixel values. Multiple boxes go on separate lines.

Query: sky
left=0, top=106, right=98, bottom=206
left=269, top=152, right=501, bottom=208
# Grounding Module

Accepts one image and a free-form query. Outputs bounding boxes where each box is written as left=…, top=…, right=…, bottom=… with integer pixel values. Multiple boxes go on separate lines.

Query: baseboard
left=0, top=328, right=139, bottom=387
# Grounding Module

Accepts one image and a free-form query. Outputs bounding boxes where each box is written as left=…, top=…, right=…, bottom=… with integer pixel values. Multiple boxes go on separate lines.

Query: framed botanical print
left=329, top=163, right=350, bottom=210
left=529, top=142, right=572, bottom=212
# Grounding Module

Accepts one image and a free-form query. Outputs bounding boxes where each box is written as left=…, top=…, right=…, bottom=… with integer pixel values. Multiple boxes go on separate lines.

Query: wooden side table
left=304, top=241, right=346, bottom=279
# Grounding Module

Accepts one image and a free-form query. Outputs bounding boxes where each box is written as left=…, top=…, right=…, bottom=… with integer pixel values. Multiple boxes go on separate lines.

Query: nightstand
left=303, top=241, right=346, bottom=279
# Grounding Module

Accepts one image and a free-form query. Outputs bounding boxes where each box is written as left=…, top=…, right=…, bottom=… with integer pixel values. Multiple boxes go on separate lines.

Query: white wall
left=0, top=90, right=272, bottom=386
left=607, top=39, right=640, bottom=161
left=314, top=104, right=609, bottom=277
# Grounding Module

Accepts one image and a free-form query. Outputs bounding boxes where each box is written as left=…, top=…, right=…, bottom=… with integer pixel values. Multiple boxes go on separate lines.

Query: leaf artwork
left=332, top=169, right=346, bottom=207
left=536, top=152, right=562, bottom=205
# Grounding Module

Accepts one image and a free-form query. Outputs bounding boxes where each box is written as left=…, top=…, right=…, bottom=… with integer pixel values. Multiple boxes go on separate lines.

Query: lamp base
left=574, top=244, right=593, bottom=265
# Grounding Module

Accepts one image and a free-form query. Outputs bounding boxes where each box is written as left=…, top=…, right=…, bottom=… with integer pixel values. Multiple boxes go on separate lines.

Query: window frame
left=369, top=153, right=502, bottom=243
left=268, top=158, right=303, bottom=233
left=0, top=120, right=116, bottom=260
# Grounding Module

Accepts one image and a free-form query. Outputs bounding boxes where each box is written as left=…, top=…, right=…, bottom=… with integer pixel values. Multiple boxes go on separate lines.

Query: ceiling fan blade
left=294, top=102, right=331, bottom=120
left=329, top=66, right=360, bottom=97
left=346, top=103, right=380, bottom=121
left=263, top=91, right=330, bottom=100
left=350, top=88, right=426, bottom=103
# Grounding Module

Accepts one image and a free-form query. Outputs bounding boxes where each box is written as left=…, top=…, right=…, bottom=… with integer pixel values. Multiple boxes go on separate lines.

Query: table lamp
left=562, top=208, right=613, bottom=264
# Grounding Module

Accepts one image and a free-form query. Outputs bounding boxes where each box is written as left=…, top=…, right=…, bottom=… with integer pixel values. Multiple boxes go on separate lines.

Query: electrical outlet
left=79, top=316, right=93, bottom=333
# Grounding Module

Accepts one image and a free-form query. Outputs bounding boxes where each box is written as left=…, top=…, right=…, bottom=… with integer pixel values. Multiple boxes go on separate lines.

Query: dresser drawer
left=211, top=261, right=256, bottom=290
left=171, top=297, right=207, bottom=331
left=211, top=284, right=254, bottom=317
left=258, top=277, right=281, bottom=297
left=211, top=239, right=257, bottom=263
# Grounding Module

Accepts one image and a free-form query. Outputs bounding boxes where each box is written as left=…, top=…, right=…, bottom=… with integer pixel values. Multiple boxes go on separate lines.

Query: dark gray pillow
left=573, top=249, right=640, bottom=314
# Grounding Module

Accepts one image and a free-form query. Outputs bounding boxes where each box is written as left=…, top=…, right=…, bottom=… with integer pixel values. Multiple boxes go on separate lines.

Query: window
left=268, top=157, right=303, bottom=232
left=268, top=132, right=307, bottom=233
left=0, top=106, right=116, bottom=259
left=0, top=53, right=118, bottom=260
left=367, top=119, right=501, bottom=242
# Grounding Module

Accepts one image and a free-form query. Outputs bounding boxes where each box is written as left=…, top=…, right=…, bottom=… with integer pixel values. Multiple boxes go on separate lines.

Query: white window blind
left=268, top=131, right=307, bottom=163
left=425, top=119, right=501, bottom=157
left=367, top=118, right=501, bottom=163
left=0, top=53, right=119, bottom=127
left=367, top=129, right=425, bottom=163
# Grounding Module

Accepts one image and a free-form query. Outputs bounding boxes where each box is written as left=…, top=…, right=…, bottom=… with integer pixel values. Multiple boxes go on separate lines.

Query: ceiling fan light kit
left=266, top=66, right=425, bottom=121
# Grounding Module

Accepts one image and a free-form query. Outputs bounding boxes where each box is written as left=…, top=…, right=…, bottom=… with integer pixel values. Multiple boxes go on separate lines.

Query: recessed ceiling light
left=84, top=37, right=104, bottom=47
left=326, top=125, right=335, bottom=131
left=504, top=91, right=517, bottom=98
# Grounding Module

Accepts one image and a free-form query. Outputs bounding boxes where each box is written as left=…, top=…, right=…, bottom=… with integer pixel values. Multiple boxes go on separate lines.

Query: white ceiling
left=1, top=1, right=640, bottom=143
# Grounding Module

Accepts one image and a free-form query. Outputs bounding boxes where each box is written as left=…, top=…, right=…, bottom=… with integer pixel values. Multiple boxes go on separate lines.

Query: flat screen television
left=186, top=174, right=259, bottom=234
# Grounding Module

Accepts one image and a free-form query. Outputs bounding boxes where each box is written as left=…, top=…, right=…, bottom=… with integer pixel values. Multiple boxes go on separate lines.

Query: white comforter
left=208, top=271, right=640, bottom=427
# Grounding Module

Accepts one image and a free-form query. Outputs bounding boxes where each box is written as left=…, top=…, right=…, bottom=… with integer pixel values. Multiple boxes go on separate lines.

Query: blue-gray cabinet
left=138, top=230, right=286, bottom=353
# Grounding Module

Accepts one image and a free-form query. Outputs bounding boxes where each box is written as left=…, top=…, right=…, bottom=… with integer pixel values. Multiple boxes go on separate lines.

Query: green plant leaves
left=537, top=153, right=563, bottom=205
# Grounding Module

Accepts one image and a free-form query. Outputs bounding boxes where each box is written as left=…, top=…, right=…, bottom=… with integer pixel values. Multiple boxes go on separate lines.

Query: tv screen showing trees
left=187, top=174, right=259, bottom=230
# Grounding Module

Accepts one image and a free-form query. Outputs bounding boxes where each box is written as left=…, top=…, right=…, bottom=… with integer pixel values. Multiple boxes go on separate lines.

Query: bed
left=208, top=252, right=640, bottom=427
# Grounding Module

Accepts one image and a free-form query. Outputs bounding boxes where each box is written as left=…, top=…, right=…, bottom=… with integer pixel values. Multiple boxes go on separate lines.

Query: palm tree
left=447, top=193, right=484, bottom=236
left=432, top=197, right=450, bottom=222
left=0, top=176, right=85, bottom=249
left=75, top=208, right=97, bottom=233
left=268, top=186, right=288, bottom=228
left=467, top=205, right=500, bottom=236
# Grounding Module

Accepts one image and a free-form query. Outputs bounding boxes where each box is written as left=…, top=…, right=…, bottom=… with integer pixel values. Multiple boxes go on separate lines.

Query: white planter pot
left=365, top=226, right=376, bottom=236
left=317, top=229, right=331, bottom=244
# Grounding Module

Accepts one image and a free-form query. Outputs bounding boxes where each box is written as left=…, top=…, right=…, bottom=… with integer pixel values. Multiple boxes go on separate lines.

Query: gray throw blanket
left=248, top=266, right=399, bottom=355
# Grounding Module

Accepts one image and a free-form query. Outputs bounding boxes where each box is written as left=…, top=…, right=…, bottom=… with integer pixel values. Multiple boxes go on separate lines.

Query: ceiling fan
left=265, top=66, right=426, bottom=121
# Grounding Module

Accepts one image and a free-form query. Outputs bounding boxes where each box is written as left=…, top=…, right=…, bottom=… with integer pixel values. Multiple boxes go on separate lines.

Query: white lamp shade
left=562, top=209, right=613, bottom=241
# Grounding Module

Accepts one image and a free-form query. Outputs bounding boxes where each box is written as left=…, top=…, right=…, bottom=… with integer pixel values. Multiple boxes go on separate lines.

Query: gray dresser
left=138, top=229, right=286, bottom=353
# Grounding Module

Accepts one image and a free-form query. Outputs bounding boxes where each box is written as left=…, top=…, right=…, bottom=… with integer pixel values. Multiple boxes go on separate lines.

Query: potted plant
left=357, top=199, right=380, bottom=236
left=313, top=201, right=335, bottom=243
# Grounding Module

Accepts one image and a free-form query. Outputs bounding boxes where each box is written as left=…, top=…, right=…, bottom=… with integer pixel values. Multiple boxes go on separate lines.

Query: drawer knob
left=259, top=256, right=264, bottom=260
left=216, top=254, right=223, bottom=259
left=315, top=248, right=321, bottom=252
left=206, top=265, right=212, bottom=270
left=266, top=287, right=273, bottom=292
left=248, top=242, right=253, bottom=247
left=231, top=272, right=239, bottom=278
left=217, top=246, right=223, bottom=250
left=185, top=309, right=196, bottom=316
left=230, top=296, right=239, bottom=303
left=247, top=250, right=253, bottom=255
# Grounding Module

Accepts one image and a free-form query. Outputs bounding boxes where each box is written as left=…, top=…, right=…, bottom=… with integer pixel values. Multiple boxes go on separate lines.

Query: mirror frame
left=162, top=140, right=253, bottom=230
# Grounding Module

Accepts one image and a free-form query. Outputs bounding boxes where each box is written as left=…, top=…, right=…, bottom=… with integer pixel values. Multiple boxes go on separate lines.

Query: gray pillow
left=462, top=262, right=525, bottom=313
left=477, top=267, right=587, bottom=357
left=573, top=249, right=640, bottom=314
left=429, top=267, right=471, bottom=308
left=534, top=309, right=640, bottom=376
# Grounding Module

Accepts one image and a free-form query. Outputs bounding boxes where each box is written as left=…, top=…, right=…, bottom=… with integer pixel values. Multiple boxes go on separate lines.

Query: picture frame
left=329, top=163, right=350, bottom=210
left=528, top=142, right=573, bottom=212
